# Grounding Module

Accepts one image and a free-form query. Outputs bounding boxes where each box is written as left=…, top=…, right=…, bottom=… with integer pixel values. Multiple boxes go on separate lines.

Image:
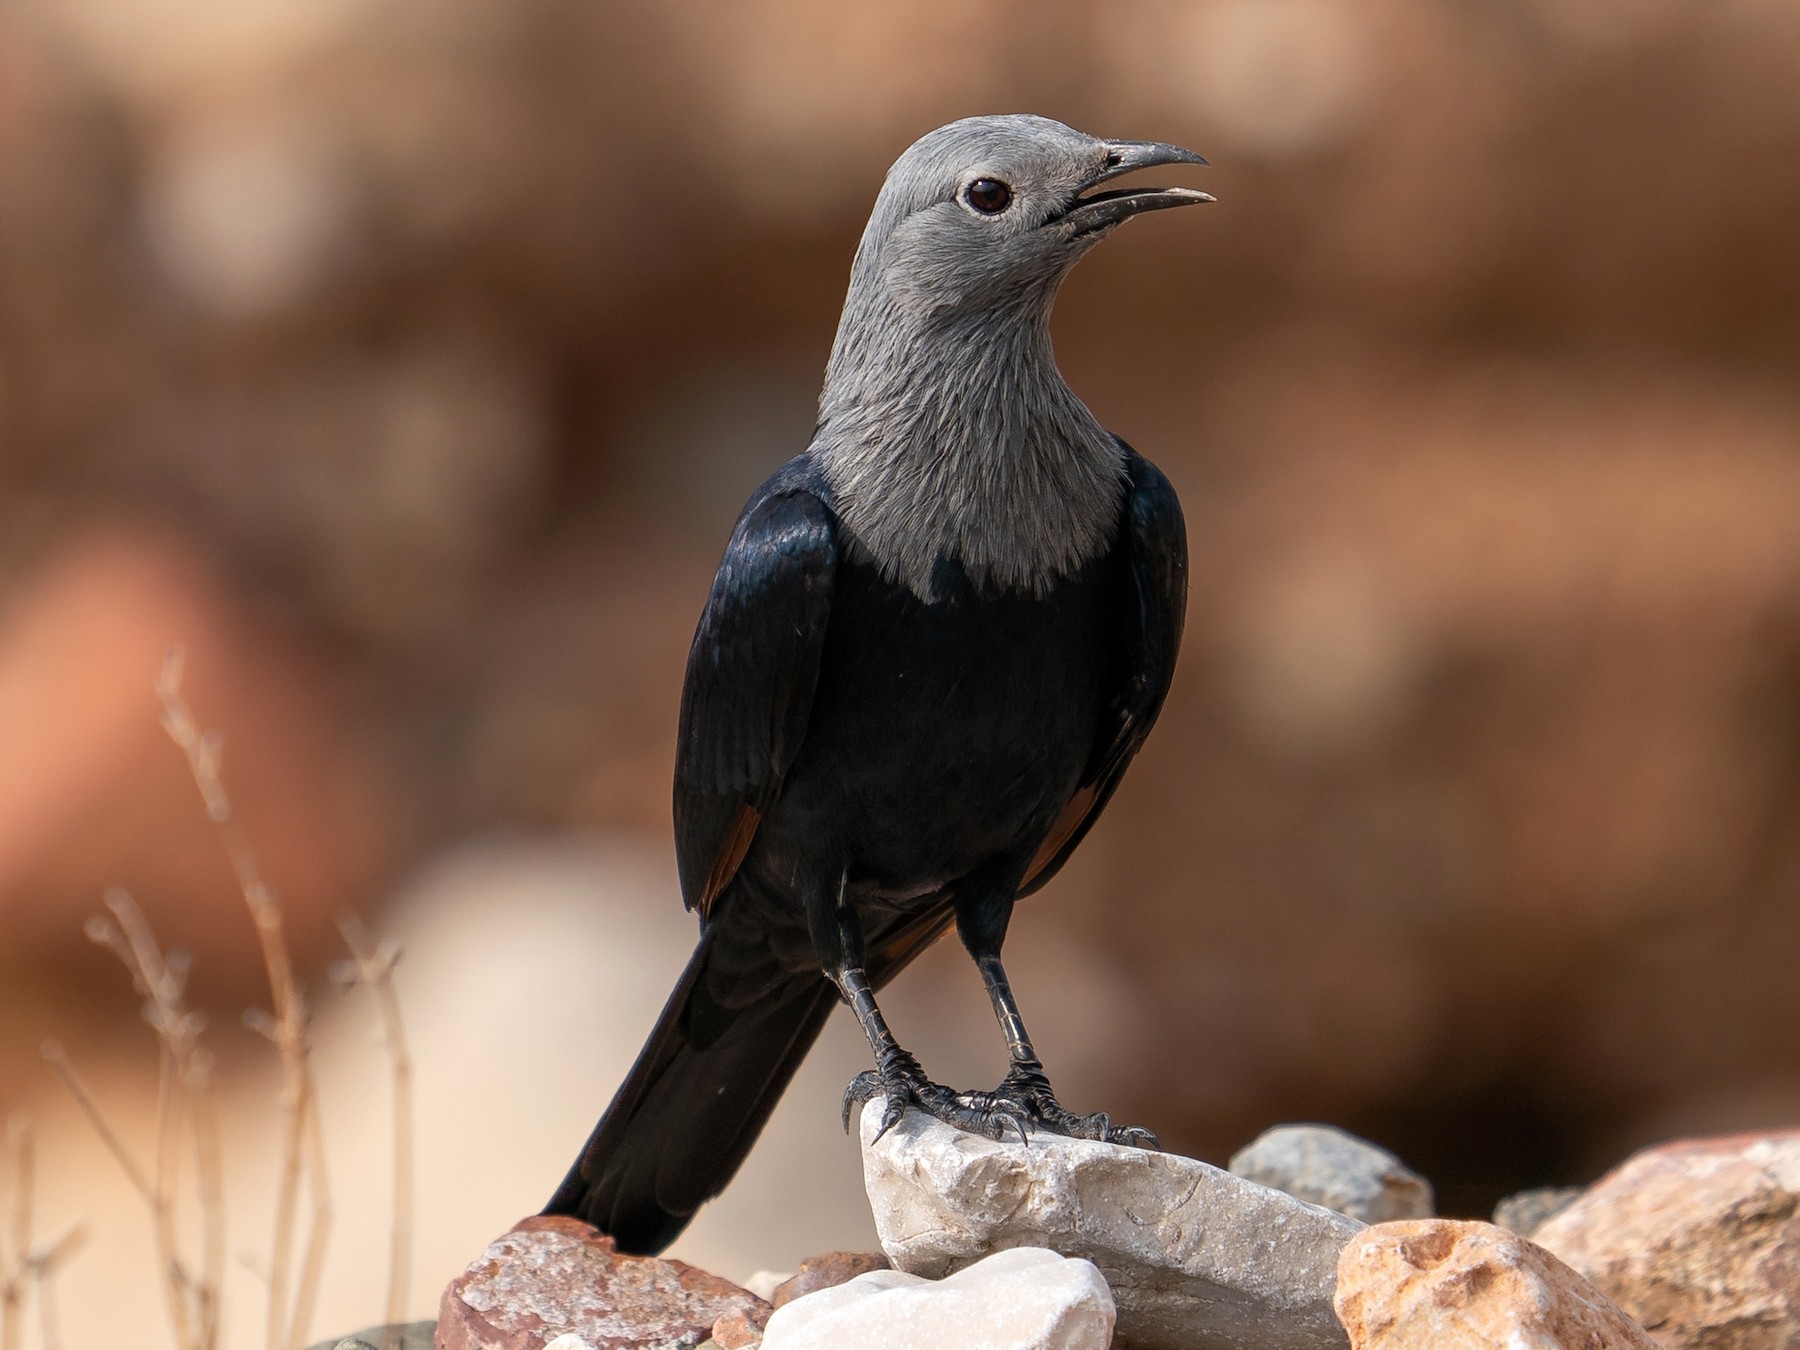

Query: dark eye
left=964, top=178, right=1012, bottom=214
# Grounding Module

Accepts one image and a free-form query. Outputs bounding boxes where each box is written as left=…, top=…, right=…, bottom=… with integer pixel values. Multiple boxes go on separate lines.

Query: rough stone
left=760, top=1246, right=1113, bottom=1350
left=771, top=1251, right=890, bottom=1308
left=1334, top=1219, right=1660, bottom=1348
left=1229, top=1125, right=1433, bottom=1224
left=438, top=1214, right=770, bottom=1350
left=304, top=1324, right=436, bottom=1350
left=860, top=1099, right=1361, bottom=1350
left=1492, top=1186, right=1585, bottom=1238
left=1532, top=1131, right=1800, bottom=1348
left=707, top=1308, right=765, bottom=1349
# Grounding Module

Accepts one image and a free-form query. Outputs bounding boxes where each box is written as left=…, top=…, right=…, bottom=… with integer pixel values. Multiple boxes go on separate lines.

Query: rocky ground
left=308, top=1109, right=1800, bottom=1350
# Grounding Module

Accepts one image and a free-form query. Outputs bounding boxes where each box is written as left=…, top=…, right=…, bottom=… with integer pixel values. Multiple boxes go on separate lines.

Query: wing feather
left=674, top=486, right=838, bottom=917
left=1020, top=445, right=1187, bottom=895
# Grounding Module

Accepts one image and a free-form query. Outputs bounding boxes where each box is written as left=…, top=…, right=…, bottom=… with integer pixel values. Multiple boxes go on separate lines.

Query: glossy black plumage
left=545, top=443, right=1186, bottom=1253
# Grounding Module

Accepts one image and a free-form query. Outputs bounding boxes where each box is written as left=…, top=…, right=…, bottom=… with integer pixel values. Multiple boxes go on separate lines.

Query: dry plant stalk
left=46, top=885, right=223, bottom=1350
left=0, top=1119, right=85, bottom=1350
left=333, top=917, right=414, bottom=1345
left=1, top=1118, right=24, bottom=1350
left=53, top=652, right=410, bottom=1350
left=156, top=647, right=331, bottom=1350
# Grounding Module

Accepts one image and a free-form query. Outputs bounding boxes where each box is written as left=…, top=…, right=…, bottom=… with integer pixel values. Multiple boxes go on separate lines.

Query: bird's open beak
left=1052, top=139, right=1213, bottom=236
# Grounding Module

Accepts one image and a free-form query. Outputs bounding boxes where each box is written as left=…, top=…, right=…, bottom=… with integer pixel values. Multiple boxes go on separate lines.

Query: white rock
left=862, top=1100, right=1360, bottom=1350
left=760, top=1246, right=1113, bottom=1350
left=541, top=1336, right=596, bottom=1350
left=741, top=1269, right=793, bottom=1302
left=1229, top=1124, right=1433, bottom=1223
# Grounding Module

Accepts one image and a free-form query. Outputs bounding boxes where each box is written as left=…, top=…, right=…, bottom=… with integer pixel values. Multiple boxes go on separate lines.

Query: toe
left=1108, top=1123, right=1161, bottom=1150
left=840, top=1070, right=884, bottom=1131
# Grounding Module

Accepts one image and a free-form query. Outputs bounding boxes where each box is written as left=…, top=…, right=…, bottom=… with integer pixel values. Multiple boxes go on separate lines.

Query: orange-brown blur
left=3, top=0, right=1799, bottom=1342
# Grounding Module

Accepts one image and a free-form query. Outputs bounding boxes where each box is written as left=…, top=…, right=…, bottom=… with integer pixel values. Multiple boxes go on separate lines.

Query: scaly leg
left=810, top=873, right=1029, bottom=1143
left=970, top=950, right=1158, bottom=1149
left=956, top=886, right=1159, bottom=1149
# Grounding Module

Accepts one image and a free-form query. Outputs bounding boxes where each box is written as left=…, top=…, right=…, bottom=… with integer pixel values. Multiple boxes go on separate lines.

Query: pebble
left=1491, top=1185, right=1584, bottom=1238
left=437, top=1214, right=769, bottom=1350
left=1229, top=1124, right=1433, bottom=1224
left=1334, top=1218, right=1659, bottom=1348
left=760, top=1246, right=1112, bottom=1350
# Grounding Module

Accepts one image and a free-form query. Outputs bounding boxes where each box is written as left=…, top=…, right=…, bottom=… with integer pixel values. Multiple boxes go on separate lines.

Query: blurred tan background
left=3, top=0, right=1800, bottom=1342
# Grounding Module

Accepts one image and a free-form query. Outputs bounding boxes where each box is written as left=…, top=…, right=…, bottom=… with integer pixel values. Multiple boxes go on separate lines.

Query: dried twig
left=26, top=1221, right=84, bottom=1350
left=334, top=918, right=414, bottom=1345
left=63, top=887, right=220, bottom=1350
left=158, top=647, right=330, bottom=1350
left=286, top=1091, right=331, bottom=1350
left=189, top=1078, right=224, bottom=1350
left=0, top=1117, right=85, bottom=1350
left=39, top=1045, right=153, bottom=1205
left=0, top=1118, right=24, bottom=1350
left=29, top=1225, right=83, bottom=1350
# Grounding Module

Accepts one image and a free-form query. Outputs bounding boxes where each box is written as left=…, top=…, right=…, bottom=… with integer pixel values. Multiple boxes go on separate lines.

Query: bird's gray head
left=816, top=114, right=1209, bottom=600
left=844, top=113, right=1211, bottom=320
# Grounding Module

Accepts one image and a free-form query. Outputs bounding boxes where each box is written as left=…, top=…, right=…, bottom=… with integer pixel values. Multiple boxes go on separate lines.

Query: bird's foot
left=841, top=1048, right=1031, bottom=1145
left=981, top=1059, right=1161, bottom=1150
left=841, top=1053, right=1159, bottom=1150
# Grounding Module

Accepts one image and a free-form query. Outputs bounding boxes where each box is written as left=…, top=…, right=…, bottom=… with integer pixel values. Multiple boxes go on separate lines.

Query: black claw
left=982, top=1061, right=1160, bottom=1149
left=883, top=1087, right=913, bottom=1138
left=840, top=1069, right=884, bottom=1132
left=842, top=1054, right=1157, bottom=1151
left=1110, top=1124, right=1162, bottom=1150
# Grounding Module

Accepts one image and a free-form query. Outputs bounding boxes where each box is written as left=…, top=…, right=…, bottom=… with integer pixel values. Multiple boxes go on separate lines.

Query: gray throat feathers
left=811, top=298, right=1126, bottom=603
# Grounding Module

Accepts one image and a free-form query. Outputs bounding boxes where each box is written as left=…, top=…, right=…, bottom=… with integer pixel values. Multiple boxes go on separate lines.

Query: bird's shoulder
left=701, top=454, right=842, bottom=605
left=1114, top=439, right=1182, bottom=532
left=736, top=450, right=841, bottom=522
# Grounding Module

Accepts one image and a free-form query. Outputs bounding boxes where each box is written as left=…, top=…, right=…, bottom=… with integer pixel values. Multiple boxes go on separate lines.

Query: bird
left=545, top=113, right=1210, bottom=1256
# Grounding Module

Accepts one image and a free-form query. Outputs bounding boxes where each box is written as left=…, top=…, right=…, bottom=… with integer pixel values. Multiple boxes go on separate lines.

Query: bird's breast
left=761, top=551, right=1121, bottom=892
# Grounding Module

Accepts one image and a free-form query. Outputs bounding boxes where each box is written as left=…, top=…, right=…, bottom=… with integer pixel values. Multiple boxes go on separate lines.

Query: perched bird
left=546, top=113, right=1210, bottom=1255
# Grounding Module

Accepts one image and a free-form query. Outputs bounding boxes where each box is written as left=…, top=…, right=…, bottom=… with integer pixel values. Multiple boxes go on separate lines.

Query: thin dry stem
left=337, top=917, right=413, bottom=1345
left=27, top=1223, right=84, bottom=1350
left=47, top=1034, right=199, bottom=1348
left=1, top=1119, right=24, bottom=1350
left=74, top=887, right=220, bottom=1350
left=187, top=1062, right=225, bottom=1350
left=0, top=1120, right=84, bottom=1350
left=285, top=1091, right=332, bottom=1350
left=158, top=647, right=326, bottom=1350
left=39, top=1045, right=152, bottom=1205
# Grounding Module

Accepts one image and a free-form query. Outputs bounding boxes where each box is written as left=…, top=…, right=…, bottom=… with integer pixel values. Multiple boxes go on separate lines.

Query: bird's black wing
left=1020, top=444, right=1187, bottom=895
left=674, top=479, right=839, bottom=918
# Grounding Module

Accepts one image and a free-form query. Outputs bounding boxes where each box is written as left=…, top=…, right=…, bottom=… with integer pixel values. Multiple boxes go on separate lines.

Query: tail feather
left=547, top=895, right=958, bottom=1254
left=544, top=926, right=837, bottom=1254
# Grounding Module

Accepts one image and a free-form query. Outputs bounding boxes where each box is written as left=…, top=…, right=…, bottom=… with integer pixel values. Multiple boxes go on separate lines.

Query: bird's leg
left=956, top=891, right=1159, bottom=1150
left=832, top=966, right=1029, bottom=1144
left=812, top=874, right=1028, bottom=1144
left=969, top=951, right=1159, bottom=1149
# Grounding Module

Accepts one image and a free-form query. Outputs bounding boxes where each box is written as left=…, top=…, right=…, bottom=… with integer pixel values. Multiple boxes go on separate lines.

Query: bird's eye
left=964, top=178, right=1012, bottom=214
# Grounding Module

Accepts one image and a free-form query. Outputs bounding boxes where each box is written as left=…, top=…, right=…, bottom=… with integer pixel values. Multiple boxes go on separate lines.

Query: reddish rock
left=770, top=1252, right=889, bottom=1309
left=708, top=1306, right=766, bottom=1349
left=1335, top=1219, right=1660, bottom=1348
left=438, top=1215, right=770, bottom=1350
left=1533, top=1132, right=1800, bottom=1348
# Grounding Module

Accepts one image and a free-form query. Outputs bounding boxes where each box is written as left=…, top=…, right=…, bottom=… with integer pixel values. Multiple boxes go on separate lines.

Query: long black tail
left=544, top=922, right=839, bottom=1255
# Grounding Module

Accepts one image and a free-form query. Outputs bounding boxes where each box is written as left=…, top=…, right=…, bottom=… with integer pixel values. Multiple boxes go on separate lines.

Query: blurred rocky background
left=2, top=0, right=1799, bottom=1343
